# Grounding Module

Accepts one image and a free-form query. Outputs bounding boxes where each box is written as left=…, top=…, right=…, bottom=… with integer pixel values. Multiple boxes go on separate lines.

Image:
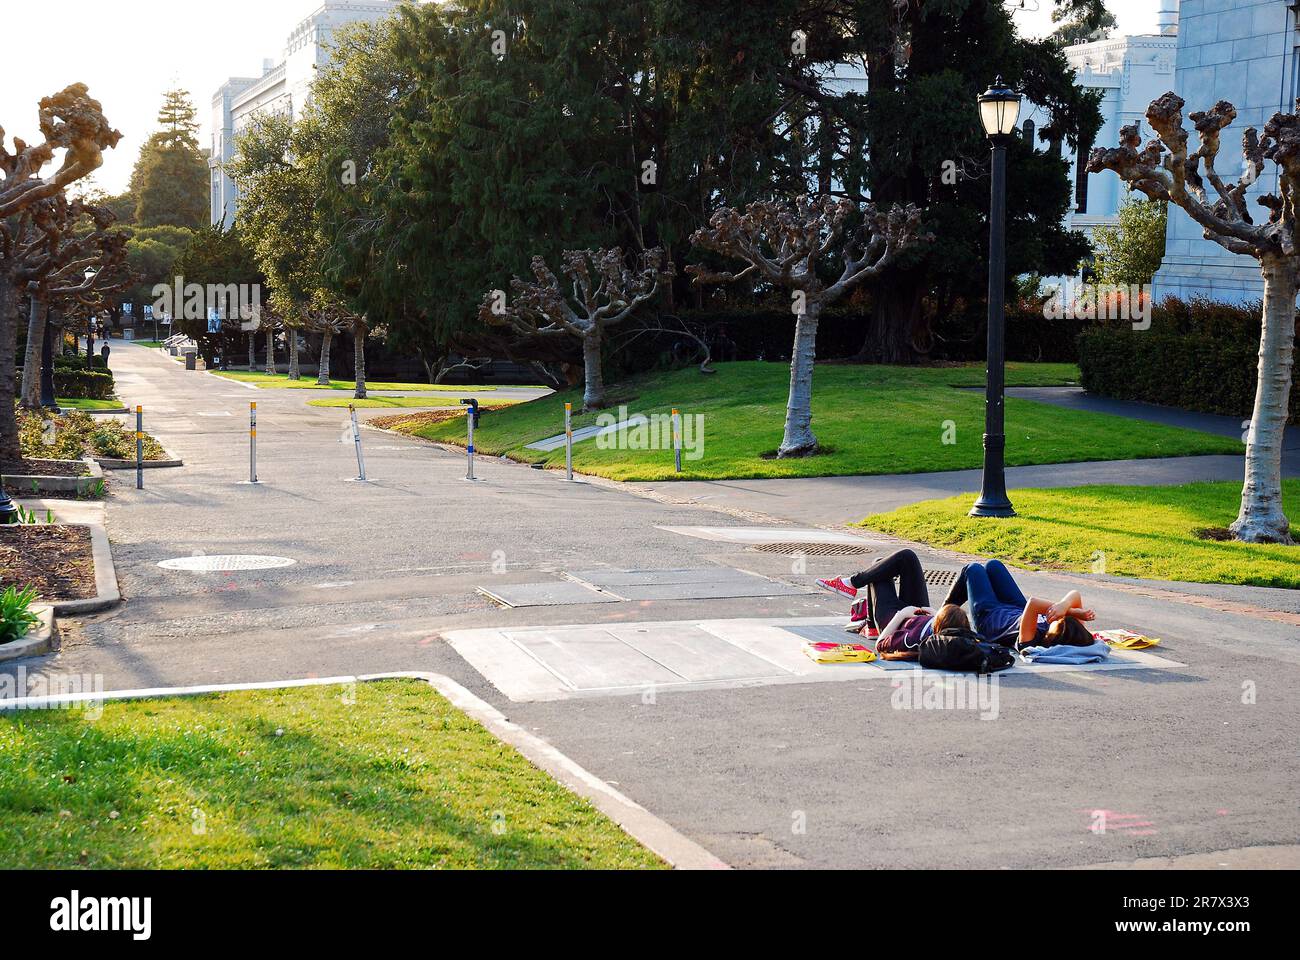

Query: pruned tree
left=20, top=199, right=129, bottom=406
left=480, top=248, right=673, bottom=411
left=0, top=85, right=120, bottom=461
left=1088, top=93, right=1299, bottom=543
left=688, top=195, right=927, bottom=457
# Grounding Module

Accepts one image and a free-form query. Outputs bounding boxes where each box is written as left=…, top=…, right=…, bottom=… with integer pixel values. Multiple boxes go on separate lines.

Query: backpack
left=919, top=627, right=1016, bottom=674
left=876, top=614, right=930, bottom=660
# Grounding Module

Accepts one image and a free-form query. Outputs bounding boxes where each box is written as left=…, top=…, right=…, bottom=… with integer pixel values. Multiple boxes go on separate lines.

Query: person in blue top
left=942, top=559, right=1095, bottom=648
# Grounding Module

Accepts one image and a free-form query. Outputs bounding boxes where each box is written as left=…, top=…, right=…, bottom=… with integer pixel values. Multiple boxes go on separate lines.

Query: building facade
left=1057, top=27, right=1179, bottom=249
left=210, top=0, right=401, bottom=228
left=1153, top=0, right=1296, bottom=303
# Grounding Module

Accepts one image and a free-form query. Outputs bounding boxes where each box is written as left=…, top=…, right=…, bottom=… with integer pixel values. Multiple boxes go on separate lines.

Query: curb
left=0, top=606, right=56, bottom=663
left=96, top=455, right=184, bottom=470
left=1, top=458, right=103, bottom=497
left=0, top=672, right=729, bottom=870
left=50, top=524, right=121, bottom=616
left=63, top=407, right=129, bottom=416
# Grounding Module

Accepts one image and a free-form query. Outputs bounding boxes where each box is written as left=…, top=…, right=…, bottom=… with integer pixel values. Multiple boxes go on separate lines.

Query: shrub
left=1077, top=296, right=1299, bottom=422
left=17, top=408, right=167, bottom=461
left=0, top=585, right=40, bottom=645
left=51, top=368, right=115, bottom=400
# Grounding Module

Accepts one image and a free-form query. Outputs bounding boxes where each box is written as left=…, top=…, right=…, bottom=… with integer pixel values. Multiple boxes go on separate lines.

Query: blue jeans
left=944, top=560, right=1030, bottom=643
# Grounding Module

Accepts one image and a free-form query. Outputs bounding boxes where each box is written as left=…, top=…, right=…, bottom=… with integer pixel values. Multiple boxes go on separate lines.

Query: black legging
left=849, top=549, right=931, bottom=630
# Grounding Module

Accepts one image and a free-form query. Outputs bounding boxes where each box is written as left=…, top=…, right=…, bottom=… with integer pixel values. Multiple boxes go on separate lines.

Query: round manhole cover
left=158, top=555, right=298, bottom=572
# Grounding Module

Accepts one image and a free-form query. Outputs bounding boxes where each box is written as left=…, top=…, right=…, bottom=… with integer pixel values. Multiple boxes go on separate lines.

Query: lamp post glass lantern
left=970, top=76, right=1021, bottom=518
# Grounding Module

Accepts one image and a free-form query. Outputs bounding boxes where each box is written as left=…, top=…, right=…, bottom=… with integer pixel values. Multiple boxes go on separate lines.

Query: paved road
left=7, top=342, right=1299, bottom=869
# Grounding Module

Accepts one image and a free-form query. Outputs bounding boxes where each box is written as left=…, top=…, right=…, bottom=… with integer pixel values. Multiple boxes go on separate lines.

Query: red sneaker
left=816, top=576, right=857, bottom=599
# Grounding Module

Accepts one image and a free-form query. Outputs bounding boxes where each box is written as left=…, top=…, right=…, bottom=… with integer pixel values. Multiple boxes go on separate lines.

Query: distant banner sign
left=122, top=302, right=133, bottom=315
left=207, top=308, right=221, bottom=333
left=143, top=305, right=153, bottom=317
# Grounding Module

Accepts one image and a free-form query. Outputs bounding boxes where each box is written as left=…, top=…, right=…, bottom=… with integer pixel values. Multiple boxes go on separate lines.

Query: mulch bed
left=0, top=526, right=96, bottom=600
left=0, top=458, right=89, bottom=478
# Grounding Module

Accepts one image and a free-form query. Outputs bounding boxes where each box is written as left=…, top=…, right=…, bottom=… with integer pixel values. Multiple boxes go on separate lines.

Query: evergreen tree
left=132, top=89, right=210, bottom=229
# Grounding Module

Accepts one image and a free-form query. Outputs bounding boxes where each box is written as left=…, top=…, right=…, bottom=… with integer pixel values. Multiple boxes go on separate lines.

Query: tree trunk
left=248, top=332, right=256, bottom=370
left=288, top=330, right=300, bottom=380
left=854, top=273, right=927, bottom=363
left=353, top=324, right=367, bottom=399
left=1231, top=256, right=1297, bottom=543
left=20, top=295, right=45, bottom=408
left=40, top=312, right=58, bottom=408
left=264, top=326, right=276, bottom=375
left=318, top=329, right=332, bottom=385
left=779, top=302, right=820, bottom=457
left=581, top=327, right=606, bottom=410
left=0, top=274, right=22, bottom=463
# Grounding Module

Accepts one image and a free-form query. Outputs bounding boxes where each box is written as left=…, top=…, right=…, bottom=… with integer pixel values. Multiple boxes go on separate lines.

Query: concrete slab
left=477, top=580, right=622, bottom=608
left=525, top=414, right=649, bottom=452
left=445, top=616, right=1186, bottom=702
left=567, top=567, right=811, bottom=600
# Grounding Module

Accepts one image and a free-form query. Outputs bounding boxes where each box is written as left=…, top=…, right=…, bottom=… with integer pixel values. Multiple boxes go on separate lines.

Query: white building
left=1153, top=0, right=1296, bottom=304
left=1056, top=18, right=1180, bottom=249
left=210, top=0, right=402, bottom=228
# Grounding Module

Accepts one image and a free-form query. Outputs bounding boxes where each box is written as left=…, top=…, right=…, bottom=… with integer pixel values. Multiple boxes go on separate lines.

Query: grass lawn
left=0, top=680, right=663, bottom=869
left=56, top=398, right=122, bottom=411
left=211, top=371, right=500, bottom=393
left=862, top=480, right=1300, bottom=589
left=395, top=361, right=1241, bottom=481
left=131, top=340, right=165, bottom=349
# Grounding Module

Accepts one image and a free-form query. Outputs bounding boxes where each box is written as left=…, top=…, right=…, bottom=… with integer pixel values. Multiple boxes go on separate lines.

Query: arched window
left=1021, top=119, right=1035, bottom=145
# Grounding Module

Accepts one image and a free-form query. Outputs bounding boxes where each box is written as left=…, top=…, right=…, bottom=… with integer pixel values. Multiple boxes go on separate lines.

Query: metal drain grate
left=924, top=568, right=960, bottom=588
left=752, top=542, right=875, bottom=557
left=158, top=555, right=298, bottom=572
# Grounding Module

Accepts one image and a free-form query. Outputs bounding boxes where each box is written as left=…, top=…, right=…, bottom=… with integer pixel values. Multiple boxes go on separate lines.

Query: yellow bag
left=1095, top=629, right=1161, bottom=650
left=802, top=641, right=877, bottom=664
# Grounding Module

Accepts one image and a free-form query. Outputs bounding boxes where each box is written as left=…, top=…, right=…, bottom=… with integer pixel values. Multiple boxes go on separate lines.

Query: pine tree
left=132, top=89, right=209, bottom=229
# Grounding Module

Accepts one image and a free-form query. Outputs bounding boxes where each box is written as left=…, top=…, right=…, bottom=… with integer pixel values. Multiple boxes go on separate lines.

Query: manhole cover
left=924, top=568, right=959, bottom=588
left=753, top=542, right=875, bottom=557
left=158, top=555, right=298, bottom=572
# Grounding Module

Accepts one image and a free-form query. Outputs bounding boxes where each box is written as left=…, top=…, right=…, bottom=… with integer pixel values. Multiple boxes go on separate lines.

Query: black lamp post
left=970, top=76, right=1021, bottom=519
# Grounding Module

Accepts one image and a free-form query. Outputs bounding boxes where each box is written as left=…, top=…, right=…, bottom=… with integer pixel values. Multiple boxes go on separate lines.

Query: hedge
left=51, top=368, right=115, bottom=400
left=1077, top=297, right=1299, bottom=423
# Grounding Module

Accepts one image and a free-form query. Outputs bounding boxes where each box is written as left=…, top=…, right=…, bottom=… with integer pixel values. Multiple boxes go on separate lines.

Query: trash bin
left=184, top=351, right=197, bottom=371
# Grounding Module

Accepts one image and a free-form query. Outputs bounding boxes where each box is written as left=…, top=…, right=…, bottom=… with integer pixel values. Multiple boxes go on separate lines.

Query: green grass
left=397, top=361, right=1241, bottom=481
left=0, top=680, right=664, bottom=869
left=132, top=340, right=165, bottom=349
left=56, top=398, right=122, bottom=411
left=862, top=480, right=1300, bottom=589
left=211, top=371, right=500, bottom=393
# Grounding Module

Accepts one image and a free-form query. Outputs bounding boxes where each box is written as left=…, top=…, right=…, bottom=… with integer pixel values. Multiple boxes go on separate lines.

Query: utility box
left=184, top=351, right=197, bottom=371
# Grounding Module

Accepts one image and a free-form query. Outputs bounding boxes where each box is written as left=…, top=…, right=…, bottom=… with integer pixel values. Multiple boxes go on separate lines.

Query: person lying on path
left=817, top=549, right=970, bottom=645
left=943, top=559, right=1095, bottom=648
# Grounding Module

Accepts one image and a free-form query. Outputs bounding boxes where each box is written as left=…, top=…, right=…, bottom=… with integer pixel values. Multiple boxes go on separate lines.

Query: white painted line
left=0, top=672, right=725, bottom=870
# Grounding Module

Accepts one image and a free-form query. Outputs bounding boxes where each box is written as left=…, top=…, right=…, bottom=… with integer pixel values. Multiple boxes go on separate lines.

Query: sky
left=1, top=0, right=1162, bottom=195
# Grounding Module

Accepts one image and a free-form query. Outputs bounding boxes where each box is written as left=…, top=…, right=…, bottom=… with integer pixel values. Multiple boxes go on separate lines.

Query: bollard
left=565, top=402, right=573, bottom=481
left=673, top=408, right=683, bottom=474
left=249, top=401, right=259, bottom=484
left=460, top=399, right=480, bottom=481
left=135, top=405, right=144, bottom=490
left=349, top=404, right=367, bottom=481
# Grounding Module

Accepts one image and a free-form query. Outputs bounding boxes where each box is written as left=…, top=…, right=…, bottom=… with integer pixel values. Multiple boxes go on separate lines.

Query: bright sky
left=1, top=0, right=1161, bottom=195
